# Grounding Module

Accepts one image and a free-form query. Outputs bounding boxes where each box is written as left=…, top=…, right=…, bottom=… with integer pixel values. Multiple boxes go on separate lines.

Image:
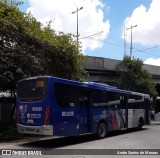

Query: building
left=82, top=56, right=160, bottom=95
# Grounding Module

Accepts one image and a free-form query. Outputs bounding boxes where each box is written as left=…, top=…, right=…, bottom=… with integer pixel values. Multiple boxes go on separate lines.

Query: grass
left=0, top=120, right=46, bottom=142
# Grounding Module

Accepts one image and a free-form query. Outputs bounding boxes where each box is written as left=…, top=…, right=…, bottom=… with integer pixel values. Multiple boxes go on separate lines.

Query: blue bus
left=16, top=76, right=150, bottom=139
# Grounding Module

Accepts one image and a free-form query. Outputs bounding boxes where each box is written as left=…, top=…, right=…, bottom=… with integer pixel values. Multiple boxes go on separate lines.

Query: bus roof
left=48, top=76, right=131, bottom=94
left=18, top=76, right=150, bottom=97
left=130, top=91, right=150, bottom=98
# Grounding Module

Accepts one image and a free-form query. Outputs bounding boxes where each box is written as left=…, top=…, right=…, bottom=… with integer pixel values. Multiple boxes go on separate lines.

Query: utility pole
left=127, top=25, right=137, bottom=58
left=123, top=26, right=127, bottom=57
left=72, top=7, right=83, bottom=53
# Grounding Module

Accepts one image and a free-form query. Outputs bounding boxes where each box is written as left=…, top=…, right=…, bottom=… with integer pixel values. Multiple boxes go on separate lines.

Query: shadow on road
left=19, top=127, right=148, bottom=149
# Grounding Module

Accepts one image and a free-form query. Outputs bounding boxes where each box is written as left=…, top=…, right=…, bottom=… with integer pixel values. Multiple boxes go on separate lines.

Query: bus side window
left=107, top=91, right=121, bottom=108
left=79, top=97, right=84, bottom=107
left=93, top=90, right=108, bottom=108
left=120, top=95, right=126, bottom=109
left=128, top=95, right=144, bottom=109
left=79, top=90, right=90, bottom=108
left=54, top=82, right=77, bottom=107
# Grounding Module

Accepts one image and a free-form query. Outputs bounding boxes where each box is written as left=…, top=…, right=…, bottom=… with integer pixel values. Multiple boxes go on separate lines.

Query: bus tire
left=97, top=122, right=107, bottom=139
left=138, top=118, right=143, bottom=130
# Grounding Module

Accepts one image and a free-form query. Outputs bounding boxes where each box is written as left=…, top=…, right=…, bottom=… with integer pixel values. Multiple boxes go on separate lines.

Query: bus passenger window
left=107, top=91, right=120, bottom=108
left=79, top=90, right=90, bottom=108
left=93, top=90, right=108, bottom=108
left=54, top=82, right=77, bottom=107
left=79, top=98, right=84, bottom=107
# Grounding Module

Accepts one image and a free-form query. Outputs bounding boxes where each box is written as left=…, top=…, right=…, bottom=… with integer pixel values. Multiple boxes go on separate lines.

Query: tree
left=115, top=55, right=157, bottom=96
left=0, top=0, right=47, bottom=120
left=0, top=1, right=45, bottom=91
left=0, top=0, right=87, bottom=92
left=38, top=24, right=86, bottom=81
left=0, top=0, right=87, bottom=119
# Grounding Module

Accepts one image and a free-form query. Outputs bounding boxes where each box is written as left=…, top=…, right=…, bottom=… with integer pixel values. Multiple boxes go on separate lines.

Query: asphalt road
left=1, top=121, right=160, bottom=158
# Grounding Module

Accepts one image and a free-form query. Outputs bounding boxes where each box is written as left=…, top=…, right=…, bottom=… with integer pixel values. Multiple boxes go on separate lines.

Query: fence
left=0, top=98, right=15, bottom=131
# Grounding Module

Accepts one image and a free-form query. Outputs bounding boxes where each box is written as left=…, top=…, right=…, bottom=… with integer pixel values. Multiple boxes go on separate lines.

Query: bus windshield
left=17, top=78, right=47, bottom=101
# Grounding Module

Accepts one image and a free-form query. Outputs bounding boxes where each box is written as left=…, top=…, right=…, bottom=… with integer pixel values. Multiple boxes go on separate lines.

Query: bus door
left=54, top=82, right=79, bottom=136
left=120, top=95, right=128, bottom=128
left=79, top=89, right=92, bottom=134
left=145, top=98, right=150, bottom=125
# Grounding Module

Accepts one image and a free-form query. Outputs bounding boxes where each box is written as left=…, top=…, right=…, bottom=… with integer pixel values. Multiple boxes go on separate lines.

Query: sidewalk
left=0, top=135, right=59, bottom=148
left=150, top=120, right=160, bottom=125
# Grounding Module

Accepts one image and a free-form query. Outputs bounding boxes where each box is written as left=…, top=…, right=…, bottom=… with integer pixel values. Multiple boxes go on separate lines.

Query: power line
left=141, top=51, right=160, bottom=57
left=85, top=37, right=124, bottom=47
left=133, top=46, right=160, bottom=58
left=83, top=37, right=160, bottom=58
left=79, top=31, right=103, bottom=40
left=134, top=46, right=157, bottom=52
left=137, top=50, right=160, bottom=58
left=67, top=26, right=160, bottom=59
left=52, top=25, right=105, bottom=39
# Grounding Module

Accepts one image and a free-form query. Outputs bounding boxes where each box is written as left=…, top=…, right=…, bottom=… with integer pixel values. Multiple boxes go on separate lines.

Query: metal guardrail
left=0, top=103, right=14, bottom=122
left=0, top=98, right=15, bottom=131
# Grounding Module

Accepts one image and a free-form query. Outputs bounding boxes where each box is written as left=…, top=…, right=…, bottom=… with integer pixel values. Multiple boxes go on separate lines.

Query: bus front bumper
left=17, top=124, right=53, bottom=136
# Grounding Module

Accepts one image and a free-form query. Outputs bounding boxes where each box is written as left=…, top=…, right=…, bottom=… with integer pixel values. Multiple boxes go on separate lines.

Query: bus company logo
left=2, top=150, right=11, bottom=155
left=27, top=113, right=30, bottom=119
left=19, top=105, right=27, bottom=112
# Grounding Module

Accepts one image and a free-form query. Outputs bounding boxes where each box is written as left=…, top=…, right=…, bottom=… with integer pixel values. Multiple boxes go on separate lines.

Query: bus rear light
left=44, top=106, right=50, bottom=125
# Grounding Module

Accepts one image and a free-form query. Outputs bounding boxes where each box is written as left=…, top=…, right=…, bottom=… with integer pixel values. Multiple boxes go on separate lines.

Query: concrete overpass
left=82, top=56, right=160, bottom=94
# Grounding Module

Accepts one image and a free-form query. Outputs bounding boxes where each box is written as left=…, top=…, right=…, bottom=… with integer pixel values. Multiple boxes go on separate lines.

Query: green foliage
left=0, top=0, right=23, bottom=7
left=116, top=55, right=157, bottom=96
left=0, top=1, right=87, bottom=91
left=0, top=2, right=44, bottom=90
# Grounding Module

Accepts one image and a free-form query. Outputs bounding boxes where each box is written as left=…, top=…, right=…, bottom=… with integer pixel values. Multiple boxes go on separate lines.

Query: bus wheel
left=97, top=122, right=107, bottom=139
left=138, top=119, right=143, bottom=130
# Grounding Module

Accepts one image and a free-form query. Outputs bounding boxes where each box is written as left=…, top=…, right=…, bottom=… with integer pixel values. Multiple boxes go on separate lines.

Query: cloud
left=26, top=0, right=110, bottom=53
left=123, top=0, right=160, bottom=46
left=144, top=58, right=160, bottom=66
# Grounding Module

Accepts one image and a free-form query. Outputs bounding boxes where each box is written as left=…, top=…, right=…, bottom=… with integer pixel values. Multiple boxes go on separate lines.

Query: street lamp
left=72, top=7, right=83, bottom=53
left=127, top=25, right=137, bottom=58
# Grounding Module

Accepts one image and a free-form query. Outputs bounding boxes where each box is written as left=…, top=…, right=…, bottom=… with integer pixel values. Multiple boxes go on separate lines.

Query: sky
left=19, top=0, right=160, bottom=66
